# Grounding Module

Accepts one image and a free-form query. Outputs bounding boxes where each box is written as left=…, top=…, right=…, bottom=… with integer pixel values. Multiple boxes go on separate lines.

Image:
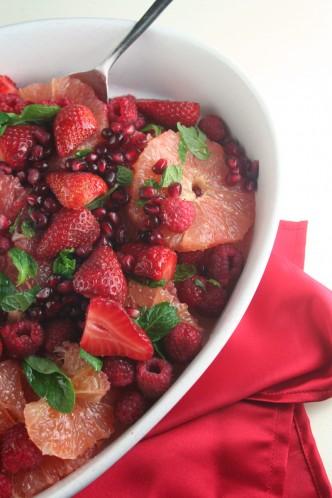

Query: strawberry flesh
left=53, top=104, right=98, bottom=157
left=0, top=75, right=18, bottom=95
left=135, top=99, right=200, bottom=129
left=35, top=207, right=100, bottom=260
left=0, top=124, right=42, bottom=170
left=73, top=245, right=128, bottom=303
left=46, top=172, right=108, bottom=209
left=80, top=297, right=154, bottom=360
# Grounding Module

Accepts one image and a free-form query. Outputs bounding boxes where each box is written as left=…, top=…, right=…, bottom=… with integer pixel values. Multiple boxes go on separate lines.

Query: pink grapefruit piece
left=0, top=360, right=26, bottom=435
left=127, top=130, right=255, bottom=251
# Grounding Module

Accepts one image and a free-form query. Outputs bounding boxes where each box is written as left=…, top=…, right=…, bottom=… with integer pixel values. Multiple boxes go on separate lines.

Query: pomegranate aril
left=76, top=244, right=93, bottom=258
left=101, top=128, right=113, bottom=139
left=0, top=163, right=12, bottom=174
left=97, top=158, right=107, bottom=173
left=34, top=160, right=49, bottom=171
left=126, top=307, right=140, bottom=319
left=42, top=197, right=60, bottom=214
left=47, top=275, right=62, bottom=288
left=131, top=132, right=148, bottom=150
left=94, top=144, right=108, bottom=156
left=246, top=160, right=259, bottom=180
left=226, top=155, right=239, bottom=169
left=57, top=280, right=74, bottom=294
left=168, top=182, right=182, bottom=197
left=112, top=188, right=129, bottom=206
left=109, top=151, right=125, bottom=164
left=29, top=145, right=44, bottom=162
left=192, top=185, right=202, bottom=197
left=139, top=186, right=157, bottom=200
left=115, top=225, right=127, bottom=245
left=104, top=171, right=116, bottom=188
left=27, top=306, right=45, bottom=321
left=107, top=211, right=121, bottom=227
left=27, top=168, right=41, bottom=185
left=29, top=210, right=48, bottom=228
left=92, top=207, right=107, bottom=220
left=147, top=230, right=164, bottom=246
left=85, top=152, right=98, bottom=164
left=33, top=183, right=49, bottom=195
left=27, top=193, right=42, bottom=206
left=224, top=141, right=241, bottom=156
left=71, top=159, right=87, bottom=172
left=36, top=287, right=53, bottom=301
left=244, top=179, right=257, bottom=191
left=143, top=202, right=160, bottom=216
left=32, top=128, right=51, bottom=145
left=152, top=158, right=167, bottom=174
left=100, top=221, right=114, bottom=237
left=125, top=146, right=139, bottom=163
left=145, top=215, right=161, bottom=229
left=226, top=173, right=242, bottom=186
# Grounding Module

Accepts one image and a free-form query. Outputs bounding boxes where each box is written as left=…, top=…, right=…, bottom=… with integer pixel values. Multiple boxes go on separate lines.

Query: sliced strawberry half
left=46, top=172, right=108, bottom=208
left=80, top=297, right=154, bottom=360
left=0, top=75, right=18, bottom=95
left=135, top=99, right=200, bottom=129
left=53, top=103, right=97, bottom=157
left=0, top=124, right=42, bottom=170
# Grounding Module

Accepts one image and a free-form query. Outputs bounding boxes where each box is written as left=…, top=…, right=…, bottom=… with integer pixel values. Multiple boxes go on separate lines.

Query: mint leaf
left=159, top=164, right=183, bottom=188
left=19, top=104, right=60, bottom=123
left=0, top=272, right=16, bottom=300
left=177, top=123, right=211, bottom=162
left=80, top=348, right=103, bottom=372
left=116, top=165, right=133, bottom=187
left=0, top=286, right=40, bottom=312
left=53, top=249, right=76, bottom=279
left=194, top=278, right=206, bottom=292
left=207, top=278, right=221, bottom=288
left=128, top=276, right=166, bottom=288
left=22, top=356, right=75, bottom=414
left=141, top=124, right=164, bottom=136
left=21, top=220, right=36, bottom=238
left=143, top=179, right=160, bottom=189
left=178, top=133, right=188, bottom=163
left=173, top=264, right=196, bottom=282
left=86, top=185, right=117, bottom=210
left=73, top=148, right=92, bottom=158
left=136, top=302, right=180, bottom=342
left=0, top=111, right=9, bottom=126
left=8, top=248, right=38, bottom=286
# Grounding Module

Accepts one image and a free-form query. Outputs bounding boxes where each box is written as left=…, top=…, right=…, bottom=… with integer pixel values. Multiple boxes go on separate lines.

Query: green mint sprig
left=173, top=263, right=197, bottom=282
left=53, top=248, right=76, bottom=279
left=141, top=124, right=164, bottom=136
left=22, top=356, right=75, bottom=414
left=0, top=104, right=61, bottom=136
left=136, top=165, right=183, bottom=207
left=0, top=272, right=40, bottom=312
left=135, top=302, right=180, bottom=343
left=79, top=348, right=103, bottom=372
left=177, top=123, right=211, bottom=163
left=8, top=248, right=38, bottom=286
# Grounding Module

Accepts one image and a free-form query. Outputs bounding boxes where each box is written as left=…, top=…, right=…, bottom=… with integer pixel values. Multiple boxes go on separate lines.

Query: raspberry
left=202, top=244, right=244, bottom=288
left=163, top=323, right=203, bottom=363
left=0, top=472, right=12, bottom=498
left=160, top=197, right=196, bottom=233
left=136, top=357, right=173, bottom=399
left=107, top=95, right=145, bottom=129
left=102, top=356, right=135, bottom=387
left=198, top=115, right=227, bottom=142
left=0, top=93, right=28, bottom=114
left=114, top=389, right=146, bottom=426
left=177, top=249, right=204, bottom=268
left=1, top=424, right=43, bottom=474
left=44, top=319, right=78, bottom=353
left=0, top=319, right=44, bottom=358
left=177, top=275, right=227, bottom=317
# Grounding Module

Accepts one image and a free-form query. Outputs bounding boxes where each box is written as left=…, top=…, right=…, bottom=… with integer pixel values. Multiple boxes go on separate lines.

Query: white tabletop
left=1, top=0, right=331, bottom=486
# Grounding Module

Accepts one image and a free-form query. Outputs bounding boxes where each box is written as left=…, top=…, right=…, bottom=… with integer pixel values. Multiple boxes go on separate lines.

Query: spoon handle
left=103, top=0, right=173, bottom=67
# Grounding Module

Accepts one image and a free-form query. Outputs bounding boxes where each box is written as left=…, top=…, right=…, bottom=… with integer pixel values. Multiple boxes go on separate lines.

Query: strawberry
left=0, top=124, right=42, bottom=170
left=135, top=99, right=200, bottom=129
left=35, top=207, right=100, bottom=260
left=53, top=104, right=97, bottom=157
left=73, top=245, right=127, bottom=303
left=160, top=197, right=196, bottom=233
left=46, top=172, right=108, bottom=209
left=119, top=243, right=177, bottom=281
left=80, top=297, right=154, bottom=360
left=0, top=75, right=18, bottom=95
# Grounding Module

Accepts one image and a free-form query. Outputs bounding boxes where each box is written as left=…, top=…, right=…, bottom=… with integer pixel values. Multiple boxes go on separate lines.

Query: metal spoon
left=70, top=0, right=173, bottom=102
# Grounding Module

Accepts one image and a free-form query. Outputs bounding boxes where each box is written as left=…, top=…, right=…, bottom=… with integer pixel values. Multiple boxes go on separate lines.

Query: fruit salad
left=0, top=74, right=258, bottom=497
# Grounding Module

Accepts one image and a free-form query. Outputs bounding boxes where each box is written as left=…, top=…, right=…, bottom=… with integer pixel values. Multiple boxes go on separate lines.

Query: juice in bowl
left=0, top=18, right=279, bottom=498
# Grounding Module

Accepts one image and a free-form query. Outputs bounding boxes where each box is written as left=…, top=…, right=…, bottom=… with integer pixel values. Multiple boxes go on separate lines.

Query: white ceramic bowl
left=0, top=18, right=280, bottom=497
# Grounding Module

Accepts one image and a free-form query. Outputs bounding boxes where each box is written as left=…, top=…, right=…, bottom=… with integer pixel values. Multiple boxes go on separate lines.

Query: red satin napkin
left=76, top=221, right=332, bottom=498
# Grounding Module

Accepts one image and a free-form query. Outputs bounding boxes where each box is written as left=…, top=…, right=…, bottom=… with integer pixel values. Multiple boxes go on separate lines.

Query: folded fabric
left=76, top=221, right=332, bottom=498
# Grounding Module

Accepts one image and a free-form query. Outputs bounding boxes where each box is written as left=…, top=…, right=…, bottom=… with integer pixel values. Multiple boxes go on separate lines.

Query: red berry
left=73, top=245, right=128, bottom=303
left=163, top=323, right=203, bottom=363
left=0, top=75, right=18, bottom=95
left=161, top=197, right=196, bottom=233
left=44, top=319, right=78, bottom=353
left=127, top=243, right=177, bottom=282
left=1, top=424, right=43, bottom=474
left=107, top=94, right=144, bottom=129
left=0, top=93, right=28, bottom=114
left=135, top=99, right=200, bottom=129
left=177, top=275, right=227, bottom=317
left=198, top=115, right=227, bottom=142
left=202, top=244, right=244, bottom=287
left=136, top=357, right=173, bottom=399
left=53, top=104, right=97, bottom=157
left=102, top=356, right=135, bottom=387
left=114, top=389, right=146, bottom=426
left=0, top=124, right=44, bottom=170
left=0, top=472, right=12, bottom=498
left=0, top=320, right=44, bottom=358
left=46, top=172, right=108, bottom=209
left=177, top=249, right=204, bottom=268
left=35, top=207, right=100, bottom=260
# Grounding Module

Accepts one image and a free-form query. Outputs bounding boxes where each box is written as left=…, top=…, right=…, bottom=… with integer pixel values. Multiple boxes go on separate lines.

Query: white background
left=1, top=0, right=331, bottom=486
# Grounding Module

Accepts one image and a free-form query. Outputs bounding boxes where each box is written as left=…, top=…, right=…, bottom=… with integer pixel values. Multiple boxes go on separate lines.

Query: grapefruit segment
left=0, top=360, right=26, bottom=435
left=127, top=130, right=255, bottom=251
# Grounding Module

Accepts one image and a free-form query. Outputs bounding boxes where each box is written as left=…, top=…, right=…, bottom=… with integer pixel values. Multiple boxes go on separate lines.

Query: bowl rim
left=0, top=17, right=281, bottom=498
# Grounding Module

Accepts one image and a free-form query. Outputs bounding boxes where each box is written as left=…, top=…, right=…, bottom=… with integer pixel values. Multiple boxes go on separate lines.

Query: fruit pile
left=0, top=73, right=258, bottom=497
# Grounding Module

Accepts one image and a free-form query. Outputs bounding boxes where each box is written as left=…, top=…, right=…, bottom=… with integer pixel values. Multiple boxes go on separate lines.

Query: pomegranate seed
left=143, top=202, right=160, bottom=216
left=120, top=254, right=134, bottom=273
left=152, top=159, right=167, bottom=175
left=226, top=173, right=242, bottom=186
left=109, top=151, right=125, bottom=164
left=244, top=179, right=257, bottom=191
left=110, top=122, right=123, bottom=134
left=100, top=221, right=114, bottom=237
left=246, top=160, right=259, bottom=180
left=0, top=214, right=9, bottom=233
left=0, top=236, right=11, bottom=255
left=33, top=183, right=49, bottom=195
left=123, top=124, right=135, bottom=136
left=89, top=163, right=98, bottom=173
left=45, top=300, right=63, bottom=316
left=57, top=280, right=74, bottom=294
left=27, top=193, right=42, bottom=206
left=125, top=146, right=139, bottom=163
left=85, top=152, right=98, bottom=164
left=32, top=128, right=51, bottom=145
left=34, top=160, right=49, bottom=171
left=0, top=163, right=12, bottom=174
left=139, top=186, right=157, bottom=200
left=137, top=230, right=151, bottom=243
left=29, top=210, right=48, bottom=228
left=95, top=144, right=108, bottom=156
left=36, top=287, right=53, bottom=301
left=102, top=128, right=113, bottom=139
left=62, top=294, right=80, bottom=305
left=42, top=197, right=60, bottom=214
left=76, top=244, right=93, bottom=258
left=107, top=133, right=124, bottom=150
left=27, top=306, right=45, bottom=321
left=104, top=171, right=116, bottom=188
left=192, top=185, right=202, bottom=197
left=97, top=158, right=107, bottom=173
left=46, top=275, right=62, bottom=288
left=112, top=189, right=129, bottom=206
left=168, top=182, right=182, bottom=197
left=92, top=207, right=107, bottom=220
left=131, top=132, right=148, bottom=150
left=115, top=225, right=127, bottom=245
left=27, top=168, right=41, bottom=185
left=126, top=307, right=140, bottom=319
left=224, top=141, right=241, bottom=156
left=226, top=155, right=239, bottom=169
left=16, top=171, right=26, bottom=183
left=29, top=145, right=44, bottom=161
left=71, top=159, right=87, bottom=172
left=98, top=235, right=111, bottom=246
left=145, top=216, right=161, bottom=229
left=147, top=231, right=164, bottom=246
left=107, top=211, right=121, bottom=227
